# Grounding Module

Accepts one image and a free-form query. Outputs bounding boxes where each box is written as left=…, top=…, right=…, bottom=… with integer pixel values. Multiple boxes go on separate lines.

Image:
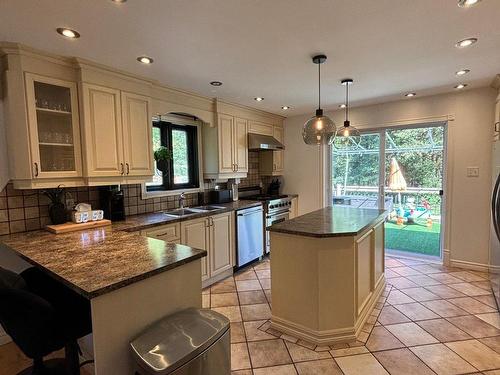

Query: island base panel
left=90, top=260, right=202, bottom=374
left=270, top=220, right=385, bottom=345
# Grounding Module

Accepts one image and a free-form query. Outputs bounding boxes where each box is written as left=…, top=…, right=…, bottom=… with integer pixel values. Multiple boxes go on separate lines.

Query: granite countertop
left=269, top=206, right=387, bottom=238
left=116, top=200, right=262, bottom=232
left=0, top=200, right=262, bottom=298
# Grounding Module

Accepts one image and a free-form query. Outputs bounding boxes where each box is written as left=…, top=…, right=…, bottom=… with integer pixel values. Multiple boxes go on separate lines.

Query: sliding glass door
left=332, top=133, right=383, bottom=209
left=331, top=124, right=445, bottom=260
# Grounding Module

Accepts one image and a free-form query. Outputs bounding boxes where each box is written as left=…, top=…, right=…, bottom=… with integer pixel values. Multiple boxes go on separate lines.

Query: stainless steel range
left=240, top=190, right=293, bottom=254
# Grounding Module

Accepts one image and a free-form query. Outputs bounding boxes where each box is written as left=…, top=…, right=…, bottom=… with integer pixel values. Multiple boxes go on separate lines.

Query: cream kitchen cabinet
left=4, top=71, right=85, bottom=189
left=290, top=196, right=299, bottom=219
left=248, top=120, right=273, bottom=136
left=259, top=125, right=285, bottom=176
left=141, top=223, right=181, bottom=243
left=80, top=83, right=153, bottom=183
left=181, top=217, right=211, bottom=282
left=181, top=211, right=234, bottom=286
left=203, top=114, right=248, bottom=179
left=25, top=74, right=83, bottom=180
left=209, top=212, right=234, bottom=277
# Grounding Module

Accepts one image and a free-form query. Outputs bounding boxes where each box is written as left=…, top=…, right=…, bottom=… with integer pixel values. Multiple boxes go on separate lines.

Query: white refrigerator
left=491, top=94, right=500, bottom=307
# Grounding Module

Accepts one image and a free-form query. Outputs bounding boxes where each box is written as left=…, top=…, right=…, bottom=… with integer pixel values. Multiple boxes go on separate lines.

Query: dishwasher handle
left=237, top=208, right=263, bottom=217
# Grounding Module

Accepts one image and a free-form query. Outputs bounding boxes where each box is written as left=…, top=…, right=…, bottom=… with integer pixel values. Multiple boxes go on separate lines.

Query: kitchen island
left=269, top=206, right=387, bottom=345
left=0, top=226, right=206, bottom=374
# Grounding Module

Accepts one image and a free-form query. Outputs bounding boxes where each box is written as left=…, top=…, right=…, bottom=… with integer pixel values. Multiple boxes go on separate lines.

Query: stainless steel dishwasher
left=236, top=205, right=264, bottom=267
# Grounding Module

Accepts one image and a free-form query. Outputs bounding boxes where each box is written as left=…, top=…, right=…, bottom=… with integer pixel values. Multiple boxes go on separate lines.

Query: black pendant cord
left=318, top=63, right=321, bottom=110
left=345, top=83, right=349, bottom=126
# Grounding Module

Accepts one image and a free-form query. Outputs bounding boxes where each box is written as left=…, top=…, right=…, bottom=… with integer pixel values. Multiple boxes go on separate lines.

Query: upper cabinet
left=121, top=92, right=154, bottom=177
left=80, top=84, right=153, bottom=182
left=1, top=45, right=155, bottom=188
left=1, top=45, right=284, bottom=188
left=203, top=113, right=249, bottom=179
left=204, top=100, right=284, bottom=180
left=80, top=84, right=124, bottom=177
left=25, top=73, right=83, bottom=180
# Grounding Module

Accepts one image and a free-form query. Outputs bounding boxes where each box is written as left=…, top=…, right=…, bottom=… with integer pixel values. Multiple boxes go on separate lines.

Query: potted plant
left=43, top=185, right=67, bottom=225
left=154, top=146, right=172, bottom=173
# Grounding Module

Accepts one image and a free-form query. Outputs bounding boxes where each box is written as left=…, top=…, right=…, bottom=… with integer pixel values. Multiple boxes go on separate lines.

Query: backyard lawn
left=385, top=220, right=441, bottom=257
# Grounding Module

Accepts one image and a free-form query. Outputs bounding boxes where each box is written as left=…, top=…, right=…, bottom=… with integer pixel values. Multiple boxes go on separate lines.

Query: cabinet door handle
left=120, top=163, right=124, bottom=175
left=126, top=163, right=130, bottom=175
left=210, top=217, right=214, bottom=226
left=34, top=162, right=39, bottom=177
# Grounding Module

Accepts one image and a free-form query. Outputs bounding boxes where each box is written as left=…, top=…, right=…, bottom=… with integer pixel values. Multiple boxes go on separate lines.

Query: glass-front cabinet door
left=25, top=73, right=82, bottom=178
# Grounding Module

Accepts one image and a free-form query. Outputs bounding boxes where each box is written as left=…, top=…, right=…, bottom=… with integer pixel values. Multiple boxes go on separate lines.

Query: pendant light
left=334, top=78, right=361, bottom=149
left=302, top=55, right=336, bottom=145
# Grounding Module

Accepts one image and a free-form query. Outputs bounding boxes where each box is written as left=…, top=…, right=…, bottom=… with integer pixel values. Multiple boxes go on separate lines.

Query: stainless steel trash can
left=130, top=308, right=230, bottom=375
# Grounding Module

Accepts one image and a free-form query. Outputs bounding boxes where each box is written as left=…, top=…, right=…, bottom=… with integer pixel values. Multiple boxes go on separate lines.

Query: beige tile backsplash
left=0, top=182, right=197, bottom=236
left=0, top=151, right=276, bottom=235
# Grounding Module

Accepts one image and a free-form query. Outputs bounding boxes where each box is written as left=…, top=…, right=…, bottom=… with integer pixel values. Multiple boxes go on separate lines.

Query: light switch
left=467, top=167, right=479, bottom=177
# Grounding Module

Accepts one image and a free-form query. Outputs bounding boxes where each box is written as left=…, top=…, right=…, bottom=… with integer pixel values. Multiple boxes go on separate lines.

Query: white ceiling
left=1, top=0, right=499, bottom=116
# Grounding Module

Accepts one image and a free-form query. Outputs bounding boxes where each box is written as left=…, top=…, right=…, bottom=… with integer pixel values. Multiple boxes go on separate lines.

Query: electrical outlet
left=467, top=167, right=479, bottom=177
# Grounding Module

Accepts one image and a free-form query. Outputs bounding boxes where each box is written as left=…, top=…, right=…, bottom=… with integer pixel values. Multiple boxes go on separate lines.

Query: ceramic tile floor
left=202, top=255, right=500, bottom=375
left=1, top=255, right=499, bottom=375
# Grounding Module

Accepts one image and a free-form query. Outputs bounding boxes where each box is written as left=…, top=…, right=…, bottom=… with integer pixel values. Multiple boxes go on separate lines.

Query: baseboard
left=270, top=277, right=385, bottom=346
left=450, top=258, right=491, bottom=272
left=201, top=268, right=233, bottom=289
left=270, top=315, right=357, bottom=345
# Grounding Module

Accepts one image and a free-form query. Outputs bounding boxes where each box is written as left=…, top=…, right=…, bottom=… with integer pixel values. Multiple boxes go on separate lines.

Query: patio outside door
left=331, top=124, right=446, bottom=260
left=332, top=133, right=384, bottom=209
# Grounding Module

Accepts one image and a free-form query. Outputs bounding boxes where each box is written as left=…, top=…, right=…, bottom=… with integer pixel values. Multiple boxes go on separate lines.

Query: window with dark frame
left=146, top=120, right=199, bottom=191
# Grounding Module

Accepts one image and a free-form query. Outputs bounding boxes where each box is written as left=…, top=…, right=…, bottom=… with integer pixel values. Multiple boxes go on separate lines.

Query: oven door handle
left=266, top=211, right=290, bottom=219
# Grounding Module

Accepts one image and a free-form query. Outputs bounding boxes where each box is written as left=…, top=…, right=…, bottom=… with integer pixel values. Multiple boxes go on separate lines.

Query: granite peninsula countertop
left=269, top=206, right=387, bottom=238
left=0, top=200, right=262, bottom=299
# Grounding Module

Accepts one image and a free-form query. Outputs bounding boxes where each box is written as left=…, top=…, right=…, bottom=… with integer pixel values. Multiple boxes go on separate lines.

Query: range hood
left=248, top=133, right=285, bottom=151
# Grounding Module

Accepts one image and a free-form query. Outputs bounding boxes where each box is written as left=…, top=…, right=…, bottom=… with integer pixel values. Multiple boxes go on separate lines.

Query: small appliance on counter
left=208, top=189, right=233, bottom=204
left=267, top=179, right=281, bottom=196
left=99, top=186, right=125, bottom=221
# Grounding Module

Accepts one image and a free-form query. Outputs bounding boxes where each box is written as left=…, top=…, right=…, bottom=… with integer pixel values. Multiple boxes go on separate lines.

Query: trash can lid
left=130, top=308, right=230, bottom=374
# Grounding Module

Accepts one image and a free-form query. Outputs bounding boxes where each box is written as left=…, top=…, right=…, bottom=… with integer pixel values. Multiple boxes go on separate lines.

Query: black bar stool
left=0, top=267, right=92, bottom=375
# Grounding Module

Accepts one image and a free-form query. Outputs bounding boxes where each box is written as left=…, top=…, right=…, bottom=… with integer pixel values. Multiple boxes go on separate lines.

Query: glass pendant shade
left=303, top=109, right=336, bottom=145
left=334, top=78, right=360, bottom=149
left=334, top=121, right=361, bottom=149
left=303, top=54, right=336, bottom=145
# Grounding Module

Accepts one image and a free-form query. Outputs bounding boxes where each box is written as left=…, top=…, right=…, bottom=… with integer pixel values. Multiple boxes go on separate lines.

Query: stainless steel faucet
left=179, top=192, right=186, bottom=209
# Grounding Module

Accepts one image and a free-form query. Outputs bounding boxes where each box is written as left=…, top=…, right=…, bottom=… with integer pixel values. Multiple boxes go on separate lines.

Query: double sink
left=161, top=205, right=226, bottom=218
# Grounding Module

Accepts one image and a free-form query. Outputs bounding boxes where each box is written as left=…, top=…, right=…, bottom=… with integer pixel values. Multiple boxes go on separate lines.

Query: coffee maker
left=99, top=186, right=125, bottom=221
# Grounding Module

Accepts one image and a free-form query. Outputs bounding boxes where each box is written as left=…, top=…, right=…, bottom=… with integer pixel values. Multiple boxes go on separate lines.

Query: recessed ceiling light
left=137, top=56, right=154, bottom=64
left=56, top=28, right=80, bottom=39
left=210, top=81, right=223, bottom=86
left=281, top=106, right=290, bottom=110
left=112, top=0, right=127, bottom=2
left=339, top=104, right=347, bottom=108
left=456, top=69, right=470, bottom=76
left=405, top=93, right=416, bottom=97
left=458, top=0, right=481, bottom=7
left=254, top=97, right=264, bottom=102
left=454, top=83, right=468, bottom=89
left=455, top=38, right=478, bottom=48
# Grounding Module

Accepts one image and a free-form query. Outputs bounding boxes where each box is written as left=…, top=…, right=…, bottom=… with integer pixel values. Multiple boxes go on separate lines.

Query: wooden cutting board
left=45, top=219, right=112, bottom=234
